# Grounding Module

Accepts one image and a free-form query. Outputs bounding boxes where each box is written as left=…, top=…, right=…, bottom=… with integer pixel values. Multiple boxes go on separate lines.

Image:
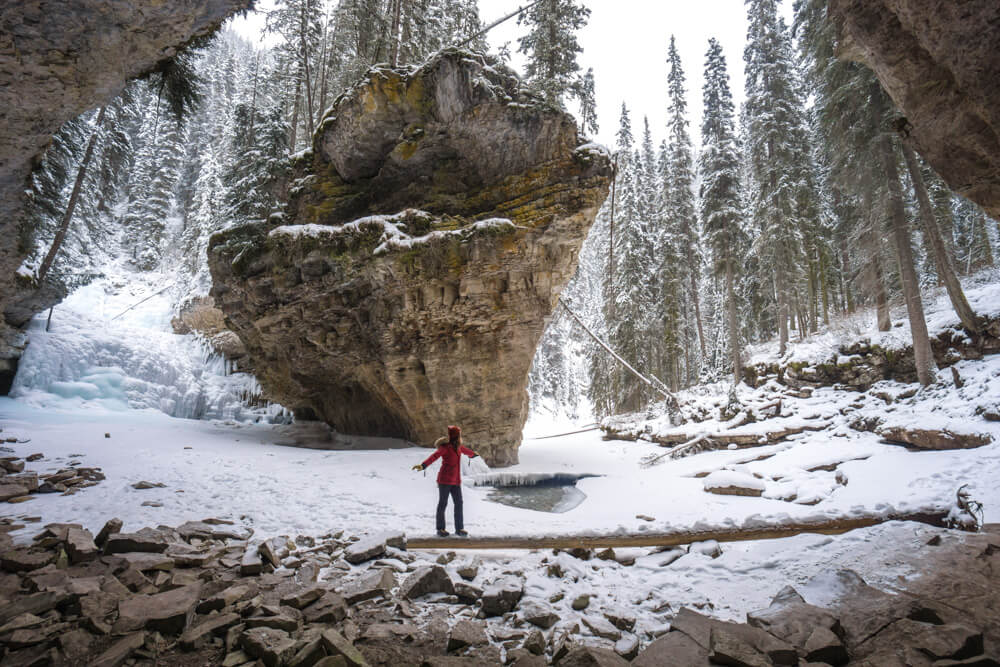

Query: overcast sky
left=228, top=0, right=795, bottom=148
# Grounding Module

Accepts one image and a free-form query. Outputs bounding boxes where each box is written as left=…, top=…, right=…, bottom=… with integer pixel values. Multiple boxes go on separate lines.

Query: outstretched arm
left=420, top=448, right=444, bottom=469
left=460, top=446, right=477, bottom=459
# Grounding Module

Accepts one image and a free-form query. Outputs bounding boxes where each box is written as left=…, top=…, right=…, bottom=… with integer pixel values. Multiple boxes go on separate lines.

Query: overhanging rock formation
left=829, top=0, right=1000, bottom=220
left=0, top=0, right=253, bottom=389
left=209, top=50, right=612, bottom=466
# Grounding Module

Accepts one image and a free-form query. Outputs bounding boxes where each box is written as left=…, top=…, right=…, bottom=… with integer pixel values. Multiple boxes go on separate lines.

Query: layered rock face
left=209, top=51, right=612, bottom=465
left=829, top=0, right=1000, bottom=220
left=0, top=0, right=252, bottom=387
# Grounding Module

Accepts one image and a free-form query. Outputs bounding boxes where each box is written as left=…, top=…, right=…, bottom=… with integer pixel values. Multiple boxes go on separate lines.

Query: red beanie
left=448, top=425, right=461, bottom=445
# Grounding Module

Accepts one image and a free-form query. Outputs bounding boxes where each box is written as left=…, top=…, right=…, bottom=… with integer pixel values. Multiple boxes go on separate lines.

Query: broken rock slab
left=113, top=583, right=202, bottom=635
left=400, top=565, right=454, bottom=600
left=878, top=425, right=992, bottom=450
left=481, top=576, right=524, bottom=617
left=340, top=568, right=395, bottom=605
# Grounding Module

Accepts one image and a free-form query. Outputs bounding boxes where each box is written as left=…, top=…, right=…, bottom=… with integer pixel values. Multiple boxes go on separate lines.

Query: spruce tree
left=575, top=67, right=599, bottom=136
left=699, top=38, right=745, bottom=383
left=517, top=0, right=591, bottom=108
left=664, top=36, right=705, bottom=379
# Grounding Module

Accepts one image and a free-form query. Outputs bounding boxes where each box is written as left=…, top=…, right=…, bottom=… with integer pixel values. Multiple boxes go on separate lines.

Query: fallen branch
left=407, top=509, right=957, bottom=550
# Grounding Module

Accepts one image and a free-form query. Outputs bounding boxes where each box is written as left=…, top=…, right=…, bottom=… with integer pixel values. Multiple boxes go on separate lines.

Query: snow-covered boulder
left=703, top=471, right=766, bottom=497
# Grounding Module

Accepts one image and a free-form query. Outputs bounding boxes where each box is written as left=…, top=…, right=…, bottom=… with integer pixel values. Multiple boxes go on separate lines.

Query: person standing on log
left=412, top=425, right=478, bottom=537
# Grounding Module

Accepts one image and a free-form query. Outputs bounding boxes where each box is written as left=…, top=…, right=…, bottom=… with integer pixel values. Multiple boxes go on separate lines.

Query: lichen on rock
left=209, top=49, right=612, bottom=466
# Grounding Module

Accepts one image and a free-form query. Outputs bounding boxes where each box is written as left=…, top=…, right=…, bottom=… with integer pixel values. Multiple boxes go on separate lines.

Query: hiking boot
left=456, top=529, right=469, bottom=537
left=437, top=529, right=449, bottom=537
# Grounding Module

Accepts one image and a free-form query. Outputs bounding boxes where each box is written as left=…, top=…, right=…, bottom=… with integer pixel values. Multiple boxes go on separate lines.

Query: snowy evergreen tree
left=517, top=0, right=591, bottom=108
left=575, top=67, right=599, bottom=136
left=699, top=38, right=745, bottom=383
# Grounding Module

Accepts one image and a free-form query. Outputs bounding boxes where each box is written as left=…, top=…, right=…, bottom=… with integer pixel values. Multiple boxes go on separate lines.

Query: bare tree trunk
left=839, top=232, right=854, bottom=314
left=37, top=106, right=108, bottom=283
left=820, top=250, right=831, bottom=325
left=806, top=253, right=818, bottom=332
left=726, top=262, right=741, bottom=384
left=775, top=271, right=789, bottom=356
left=900, top=143, right=981, bottom=333
left=861, top=186, right=891, bottom=331
left=881, top=136, right=936, bottom=386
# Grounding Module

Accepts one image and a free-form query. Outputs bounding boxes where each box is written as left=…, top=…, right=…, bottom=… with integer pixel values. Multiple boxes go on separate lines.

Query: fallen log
left=407, top=509, right=953, bottom=550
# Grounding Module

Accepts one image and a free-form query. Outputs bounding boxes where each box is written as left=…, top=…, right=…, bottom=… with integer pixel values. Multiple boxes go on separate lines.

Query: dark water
left=485, top=485, right=587, bottom=513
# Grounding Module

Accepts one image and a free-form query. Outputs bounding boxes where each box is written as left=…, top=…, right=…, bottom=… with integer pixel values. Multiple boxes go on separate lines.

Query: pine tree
left=517, top=0, right=591, bottom=108
left=664, top=36, right=705, bottom=381
left=575, top=67, right=599, bottom=136
left=744, top=0, right=808, bottom=356
left=699, top=38, right=745, bottom=383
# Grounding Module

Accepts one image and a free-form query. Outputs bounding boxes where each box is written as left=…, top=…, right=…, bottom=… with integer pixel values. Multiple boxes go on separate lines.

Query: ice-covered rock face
left=829, top=0, right=1000, bottom=220
left=0, top=0, right=252, bottom=380
left=209, top=50, right=612, bottom=466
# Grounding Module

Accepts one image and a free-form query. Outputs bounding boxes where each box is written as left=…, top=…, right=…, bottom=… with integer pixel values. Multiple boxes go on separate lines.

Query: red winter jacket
left=422, top=444, right=477, bottom=485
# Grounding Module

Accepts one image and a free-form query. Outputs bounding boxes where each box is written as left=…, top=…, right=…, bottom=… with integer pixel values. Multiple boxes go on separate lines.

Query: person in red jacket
left=412, top=425, right=478, bottom=537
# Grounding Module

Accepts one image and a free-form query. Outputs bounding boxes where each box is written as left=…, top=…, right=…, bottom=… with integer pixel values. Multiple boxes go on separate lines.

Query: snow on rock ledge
left=208, top=50, right=612, bottom=466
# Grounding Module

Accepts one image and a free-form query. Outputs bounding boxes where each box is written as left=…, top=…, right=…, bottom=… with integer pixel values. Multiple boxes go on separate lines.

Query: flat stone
left=401, top=564, right=454, bottom=599
left=113, top=583, right=202, bottom=635
left=245, top=614, right=300, bottom=633
left=104, top=532, right=169, bottom=554
left=571, top=593, right=591, bottom=611
left=80, top=591, right=118, bottom=634
left=281, top=584, right=327, bottom=609
left=746, top=585, right=843, bottom=647
left=321, top=628, right=369, bottom=666
left=0, top=591, right=70, bottom=625
left=65, top=527, right=99, bottom=564
left=481, top=576, right=523, bottom=616
left=25, top=454, right=44, bottom=462
left=0, top=613, right=45, bottom=634
left=583, top=616, right=622, bottom=641
left=95, top=519, right=123, bottom=548
left=118, top=551, right=175, bottom=571
left=878, top=425, right=992, bottom=450
left=559, top=646, right=631, bottom=666
left=176, top=520, right=251, bottom=541
left=259, top=536, right=291, bottom=568
left=1, top=549, right=53, bottom=573
left=603, top=607, right=636, bottom=632
left=89, top=632, right=145, bottom=667
left=710, top=627, right=770, bottom=667
left=343, top=534, right=387, bottom=565
left=222, top=650, right=252, bottom=667
left=521, top=602, right=559, bottom=629
left=614, top=634, right=640, bottom=660
left=447, top=619, right=488, bottom=652
left=197, top=582, right=255, bottom=614
left=804, top=626, right=849, bottom=665
left=340, top=568, right=395, bottom=605
left=131, top=480, right=166, bottom=489
left=287, top=638, right=324, bottom=667
left=242, top=627, right=297, bottom=667
left=7, top=473, right=38, bottom=492
left=303, top=591, right=348, bottom=624
left=179, top=612, right=241, bottom=650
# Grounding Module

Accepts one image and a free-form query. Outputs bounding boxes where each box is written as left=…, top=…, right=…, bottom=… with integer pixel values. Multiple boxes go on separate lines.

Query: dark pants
left=436, top=484, right=463, bottom=531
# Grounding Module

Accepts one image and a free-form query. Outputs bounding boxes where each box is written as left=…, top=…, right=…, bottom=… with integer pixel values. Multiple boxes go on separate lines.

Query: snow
left=703, top=470, right=766, bottom=492
left=269, top=209, right=516, bottom=256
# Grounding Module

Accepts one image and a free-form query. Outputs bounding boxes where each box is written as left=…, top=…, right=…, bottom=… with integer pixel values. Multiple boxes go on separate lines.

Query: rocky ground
left=0, top=513, right=997, bottom=666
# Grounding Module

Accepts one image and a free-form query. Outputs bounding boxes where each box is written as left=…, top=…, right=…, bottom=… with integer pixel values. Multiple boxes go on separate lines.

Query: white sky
left=227, top=0, right=795, bottom=148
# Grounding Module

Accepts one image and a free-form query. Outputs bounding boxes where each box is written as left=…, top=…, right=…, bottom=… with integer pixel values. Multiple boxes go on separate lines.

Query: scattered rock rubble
left=0, top=450, right=105, bottom=504
left=0, top=518, right=996, bottom=665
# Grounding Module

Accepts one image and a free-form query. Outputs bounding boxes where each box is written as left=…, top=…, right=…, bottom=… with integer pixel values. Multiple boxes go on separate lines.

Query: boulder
left=400, top=565, right=455, bottom=599
left=803, top=626, right=849, bottom=665
left=447, top=619, right=488, bottom=652
left=89, top=632, right=145, bottom=667
left=207, top=50, right=612, bottom=466
left=480, top=576, right=523, bottom=616
left=113, top=583, right=202, bottom=634
left=104, top=532, right=170, bottom=554
left=281, top=584, right=327, bottom=609
left=197, top=583, right=256, bottom=614
left=571, top=593, right=591, bottom=611
left=454, top=581, right=482, bottom=605
left=0, top=483, right=29, bottom=502
left=303, top=591, right=348, bottom=624
left=94, top=519, right=122, bottom=548
left=583, top=616, right=622, bottom=641
left=559, top=646, right=630, bottom=667
left=344, top=534, right=388, bottom=565
left=320, top=628, right=369, bottom=667
left=241, top=543, right=265, bottom=575
left=703, top=471, right=765, bottom=497
left=670, top=608, right=797, bottom=666
left=341, top=568, right=395, bottom=605
left=709, top=627, right=770, bottom=667
left=523, top=629, right=546, bottom=656
left=179, top=612, right=241, bottom=650
left=828, top=0, right=1000, bottom=221
left=242, top=627, right=298, bottom=667
left=746, top=585, right=843, bottom=647
left=878, top=425, right=992, bottom=450
left=65, top=528, right=99, bottom=564
left=521, top=602, right=559, bottom=629
left=1, top=549, right=53, bottom=573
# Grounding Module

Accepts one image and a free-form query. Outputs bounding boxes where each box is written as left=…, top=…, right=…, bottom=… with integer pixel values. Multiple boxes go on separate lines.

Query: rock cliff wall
left=829, top=0, right=1000, bottom=220
left=209, top=51, right=612, bottom=465
left=0, top=0, right=253, bottom=388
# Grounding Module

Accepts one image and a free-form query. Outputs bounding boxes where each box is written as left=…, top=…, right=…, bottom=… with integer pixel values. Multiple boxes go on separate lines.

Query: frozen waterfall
left=11, top=275, right=286, bottom=423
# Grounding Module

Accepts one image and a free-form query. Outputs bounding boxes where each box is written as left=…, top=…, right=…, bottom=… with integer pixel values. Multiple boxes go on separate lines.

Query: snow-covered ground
left=2, top=269, right=999, bottom=630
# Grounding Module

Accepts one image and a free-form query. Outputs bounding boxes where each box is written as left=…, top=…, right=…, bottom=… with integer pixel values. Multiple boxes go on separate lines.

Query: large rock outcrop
left=209, top=50, right=612, bottom=465
left=0, top=0, right=253, bottom=390
left=829, top=0, right=1000, bottom=220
